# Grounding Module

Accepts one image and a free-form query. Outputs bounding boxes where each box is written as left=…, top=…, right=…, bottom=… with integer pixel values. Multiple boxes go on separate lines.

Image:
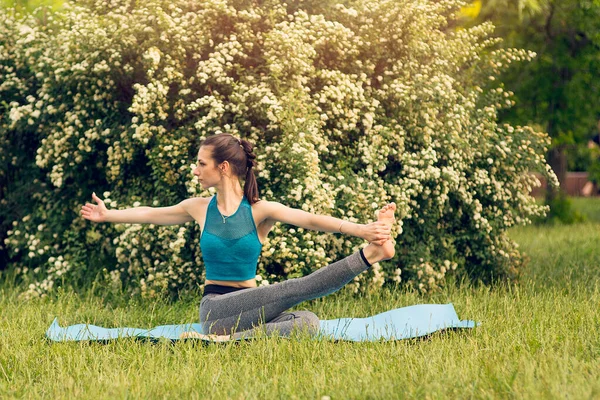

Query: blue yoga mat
left=46, top=303, right=477, bottom=342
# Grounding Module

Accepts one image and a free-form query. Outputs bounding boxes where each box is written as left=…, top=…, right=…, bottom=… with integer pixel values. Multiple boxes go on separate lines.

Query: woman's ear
left=219, top=160, right=230, bottom=173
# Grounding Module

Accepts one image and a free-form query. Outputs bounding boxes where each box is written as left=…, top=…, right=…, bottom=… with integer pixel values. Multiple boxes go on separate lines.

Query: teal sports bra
left=200, top=194, right=263, bottom=281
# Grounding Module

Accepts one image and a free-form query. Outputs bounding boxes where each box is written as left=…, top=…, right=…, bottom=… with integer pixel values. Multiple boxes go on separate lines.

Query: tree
left=467, top=0, right=600, bottom=203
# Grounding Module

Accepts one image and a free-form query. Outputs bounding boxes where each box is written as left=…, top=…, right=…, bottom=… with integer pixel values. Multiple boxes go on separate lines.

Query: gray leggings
left=199, top=250, right=371, bottom=340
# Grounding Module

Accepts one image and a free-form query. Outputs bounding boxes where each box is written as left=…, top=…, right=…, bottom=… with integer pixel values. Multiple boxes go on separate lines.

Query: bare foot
left=363, top=202, right=396, bottom=264
left=378, top=202, right=396, bottom=230
left=179, top=331, right=231, bottom=342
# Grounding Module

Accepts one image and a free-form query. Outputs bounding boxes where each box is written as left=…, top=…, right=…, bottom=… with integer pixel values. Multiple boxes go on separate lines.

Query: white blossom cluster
left=21, top=255, right=71, bottom=300
left=1, top=0, right=557, bottom=298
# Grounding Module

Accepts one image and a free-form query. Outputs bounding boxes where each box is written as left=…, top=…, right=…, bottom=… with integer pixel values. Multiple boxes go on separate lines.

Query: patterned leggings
left=199, top=250, right=371, bottom=339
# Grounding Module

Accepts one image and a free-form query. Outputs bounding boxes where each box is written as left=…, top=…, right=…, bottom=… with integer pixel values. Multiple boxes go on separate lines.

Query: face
left=193, top=146, right=223, bottom=188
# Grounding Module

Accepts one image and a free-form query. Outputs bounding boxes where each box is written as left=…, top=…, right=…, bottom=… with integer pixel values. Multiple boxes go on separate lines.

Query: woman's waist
left=205, top=278, right=257, bottom=288
left=202, top=282, right=255, bottom=297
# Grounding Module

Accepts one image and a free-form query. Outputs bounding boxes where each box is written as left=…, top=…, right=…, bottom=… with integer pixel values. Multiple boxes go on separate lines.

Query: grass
left=1, top=199, right=599, bottom=399
left=571, top=197, right=600, bottom=222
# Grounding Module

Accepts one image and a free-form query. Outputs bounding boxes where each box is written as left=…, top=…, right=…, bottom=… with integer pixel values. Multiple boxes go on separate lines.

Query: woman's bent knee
left=293, top=311, right=320, bottom=335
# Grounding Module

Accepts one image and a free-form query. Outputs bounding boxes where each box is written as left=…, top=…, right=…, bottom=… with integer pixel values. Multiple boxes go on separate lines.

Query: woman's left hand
left=360, top=221, right=393, bottom=245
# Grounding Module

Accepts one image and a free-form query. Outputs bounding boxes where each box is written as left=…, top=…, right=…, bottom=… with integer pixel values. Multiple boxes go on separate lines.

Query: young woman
left=81, top=134, right=396, bottom=341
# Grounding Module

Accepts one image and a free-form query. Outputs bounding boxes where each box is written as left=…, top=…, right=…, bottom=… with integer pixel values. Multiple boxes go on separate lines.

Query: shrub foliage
left=0, top=0, right=557, bottom=299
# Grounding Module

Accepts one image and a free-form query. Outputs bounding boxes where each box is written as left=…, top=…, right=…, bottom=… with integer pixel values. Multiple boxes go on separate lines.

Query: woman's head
left=194, top=134, right=260, bottom=204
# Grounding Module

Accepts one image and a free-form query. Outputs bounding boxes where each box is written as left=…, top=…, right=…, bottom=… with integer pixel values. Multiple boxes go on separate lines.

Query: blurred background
left=459, top=0, right=600, bottom=217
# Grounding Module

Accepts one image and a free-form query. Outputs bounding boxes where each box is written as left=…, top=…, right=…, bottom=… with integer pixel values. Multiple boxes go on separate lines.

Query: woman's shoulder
left=249, top=197, right=273, bottom=208
left=248, top=198, right=276, bottom=225
left=183, top=196, right=213, bottom=208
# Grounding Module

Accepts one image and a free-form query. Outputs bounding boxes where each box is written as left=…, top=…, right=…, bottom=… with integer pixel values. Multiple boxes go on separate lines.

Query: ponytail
left=240, top=139, right=260, bottom=205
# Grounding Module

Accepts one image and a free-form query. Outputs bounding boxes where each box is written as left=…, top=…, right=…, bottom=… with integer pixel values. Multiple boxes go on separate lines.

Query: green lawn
left=1, top=199, right=599, bottom=399
left=572, top=197, right=600, bottom=222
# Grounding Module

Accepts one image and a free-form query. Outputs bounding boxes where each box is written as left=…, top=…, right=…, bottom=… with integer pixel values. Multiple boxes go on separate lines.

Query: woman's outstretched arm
left=264, top=201, right=392, bottom=245
left=80, top=192, right=195, bottom=225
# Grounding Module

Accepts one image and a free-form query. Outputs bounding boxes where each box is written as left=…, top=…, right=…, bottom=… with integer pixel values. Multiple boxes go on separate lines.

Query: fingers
left=376, top=223, right=392, bottom=233
left=371, top=230, right=392, bottom=242
left=80, top=208, right=90, bottom=219
left=81, top=194, right=102, bottom=220
left=81, top=203, right=96, bottom=212
left=92, top=192, right=103, bottom=204
left=81, top=204, right=94, bottom=212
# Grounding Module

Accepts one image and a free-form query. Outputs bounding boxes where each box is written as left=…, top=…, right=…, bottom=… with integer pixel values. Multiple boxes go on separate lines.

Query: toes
left=378, top=202, right=397, bottom=216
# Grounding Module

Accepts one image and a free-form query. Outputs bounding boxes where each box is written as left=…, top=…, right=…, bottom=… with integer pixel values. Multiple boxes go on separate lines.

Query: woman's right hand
left=80, top=192, right=109, bottom=223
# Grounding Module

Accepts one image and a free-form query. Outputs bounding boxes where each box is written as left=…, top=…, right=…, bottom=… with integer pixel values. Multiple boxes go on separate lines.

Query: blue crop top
left=200, top=194, right=263, bottom=281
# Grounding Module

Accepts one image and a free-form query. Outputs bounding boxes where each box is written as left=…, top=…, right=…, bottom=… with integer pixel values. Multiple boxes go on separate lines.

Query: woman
left=81, top=134, right=396, bottom=341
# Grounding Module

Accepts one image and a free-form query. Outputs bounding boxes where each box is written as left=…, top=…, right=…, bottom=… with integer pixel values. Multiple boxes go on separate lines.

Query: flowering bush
left=1, top=0, right=557, bottom=299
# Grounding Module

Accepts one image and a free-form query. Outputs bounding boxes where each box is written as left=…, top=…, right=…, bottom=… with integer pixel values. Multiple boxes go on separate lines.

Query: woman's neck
left=215, top=182, right=244, bottom=214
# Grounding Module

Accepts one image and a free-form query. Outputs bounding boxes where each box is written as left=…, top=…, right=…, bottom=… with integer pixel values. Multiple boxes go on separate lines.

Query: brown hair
left=200, top=133, right=260, bottom=204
